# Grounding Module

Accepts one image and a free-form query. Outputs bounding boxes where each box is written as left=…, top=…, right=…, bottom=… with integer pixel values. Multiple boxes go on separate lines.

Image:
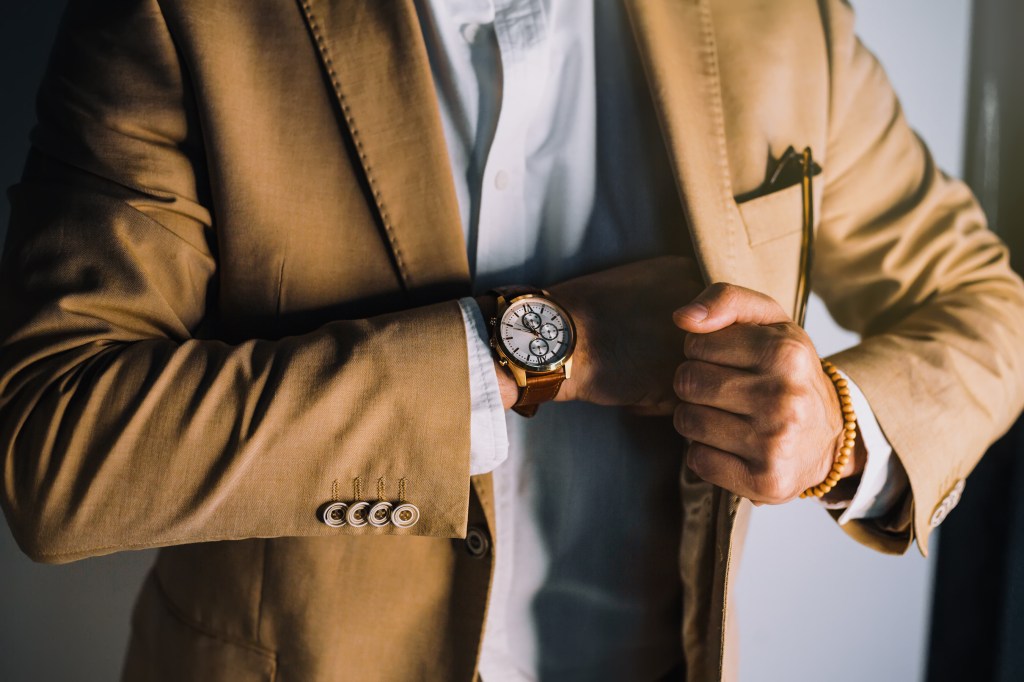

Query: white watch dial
left=498, top=297, right=574, bottom=371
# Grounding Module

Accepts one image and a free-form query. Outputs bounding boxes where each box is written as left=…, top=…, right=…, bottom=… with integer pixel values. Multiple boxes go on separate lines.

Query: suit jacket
left=2, top=0, right=1023, bottom=680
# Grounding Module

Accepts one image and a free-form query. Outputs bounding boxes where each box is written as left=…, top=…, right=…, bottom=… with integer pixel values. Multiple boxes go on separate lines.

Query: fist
left=671, top=283, right=863, bottom=504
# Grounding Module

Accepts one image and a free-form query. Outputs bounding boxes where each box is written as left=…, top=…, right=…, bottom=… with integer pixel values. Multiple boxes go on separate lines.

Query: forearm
left=0, top=178, right=476, bottom=561
left=0, top=299, right=474, bottom=563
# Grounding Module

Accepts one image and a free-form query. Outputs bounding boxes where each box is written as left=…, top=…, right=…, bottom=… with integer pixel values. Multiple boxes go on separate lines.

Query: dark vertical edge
left=928, top=0, right=1024, bottom=679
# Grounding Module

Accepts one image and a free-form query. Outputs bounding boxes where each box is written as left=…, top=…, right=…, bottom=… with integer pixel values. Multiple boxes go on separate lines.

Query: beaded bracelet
left=799, top=359, right=857, bottom=499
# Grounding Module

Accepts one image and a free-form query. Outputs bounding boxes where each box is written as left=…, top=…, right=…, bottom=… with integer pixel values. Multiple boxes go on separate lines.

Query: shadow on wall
left=0, top=3, right=156, bottom=680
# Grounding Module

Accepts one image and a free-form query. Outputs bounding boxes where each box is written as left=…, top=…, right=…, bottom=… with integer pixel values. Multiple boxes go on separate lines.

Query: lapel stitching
left=297, top=0, right=412, bottom=291
left=695, top=0, right=737, bottom=276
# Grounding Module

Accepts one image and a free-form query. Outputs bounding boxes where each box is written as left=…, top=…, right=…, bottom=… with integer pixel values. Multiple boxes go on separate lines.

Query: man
left=1, top=0, right=1022, bottom=680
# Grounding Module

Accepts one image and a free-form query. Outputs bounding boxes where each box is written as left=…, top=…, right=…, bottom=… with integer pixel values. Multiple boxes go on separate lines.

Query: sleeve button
left=346, top=501, right=371, bottom=527
left=368, top=501, right=394, bottom=527
left=391, top=503, right=420, bottom=528
left=320, top=501, right=349, bottom=528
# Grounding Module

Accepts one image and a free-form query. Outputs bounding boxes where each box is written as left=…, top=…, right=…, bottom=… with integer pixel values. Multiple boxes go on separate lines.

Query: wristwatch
left=484, top=286, right=576, bottom=417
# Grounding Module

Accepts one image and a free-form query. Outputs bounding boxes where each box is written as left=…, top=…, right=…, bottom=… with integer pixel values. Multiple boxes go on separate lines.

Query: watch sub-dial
left=529, top=338, right=550, bottom=358
left=539, top=323, right=559, bottom=340
left=522, top=312, right=542, bottom=330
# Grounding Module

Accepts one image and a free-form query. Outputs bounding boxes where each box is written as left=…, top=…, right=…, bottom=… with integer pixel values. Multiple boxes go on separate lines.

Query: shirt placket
left=473, top=3, right=550, bottom=680
left=473, top=0, right=551, bottom=289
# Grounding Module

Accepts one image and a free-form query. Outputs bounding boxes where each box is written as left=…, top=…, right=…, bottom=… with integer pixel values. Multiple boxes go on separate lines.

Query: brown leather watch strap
left=512, top=370, right=565, bottom=418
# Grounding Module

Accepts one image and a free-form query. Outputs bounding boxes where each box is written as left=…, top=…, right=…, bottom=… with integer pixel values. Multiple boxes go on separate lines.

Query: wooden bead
left=803, top=358, right=858, bottom=501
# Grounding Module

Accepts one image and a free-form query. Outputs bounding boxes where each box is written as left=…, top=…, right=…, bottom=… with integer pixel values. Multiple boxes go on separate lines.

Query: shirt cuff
left=821, top=370, right=909, bottom=523
left=458, top=297, right=510, bottom=476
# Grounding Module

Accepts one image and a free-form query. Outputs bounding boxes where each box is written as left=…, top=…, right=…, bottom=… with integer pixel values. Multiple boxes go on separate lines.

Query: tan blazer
left=2, top=0, right=1022, bottom=679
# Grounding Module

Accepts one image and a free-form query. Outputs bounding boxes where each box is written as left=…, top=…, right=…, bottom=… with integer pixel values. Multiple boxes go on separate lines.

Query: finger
left=685, top=442, right=759, bottom=499
left=682, top=323, right=796, bottom=370
left=673, top=282, right=790, bottom=334
left=674, top=360, right=765, bottom=414
left=674, top=402, right=758, bottom=459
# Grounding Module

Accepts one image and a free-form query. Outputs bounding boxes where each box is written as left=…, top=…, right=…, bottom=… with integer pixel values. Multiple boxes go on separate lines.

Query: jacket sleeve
left=815, top=0, right=1024, bottom=555
left=0, top=0, right=473, bottom=564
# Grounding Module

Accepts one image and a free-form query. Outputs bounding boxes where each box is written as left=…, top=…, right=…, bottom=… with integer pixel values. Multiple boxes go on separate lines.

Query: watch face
left=497, top=296, right=575, bottom=371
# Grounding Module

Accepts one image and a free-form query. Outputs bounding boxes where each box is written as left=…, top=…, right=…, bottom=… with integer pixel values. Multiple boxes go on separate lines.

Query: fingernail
left=676, top=303, right=708, bottom=322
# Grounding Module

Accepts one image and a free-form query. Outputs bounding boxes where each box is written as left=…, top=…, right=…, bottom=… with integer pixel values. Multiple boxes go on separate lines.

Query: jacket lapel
left=296, top=0, right=470, bottom=303
left=624, top=0, right=744, bottom=289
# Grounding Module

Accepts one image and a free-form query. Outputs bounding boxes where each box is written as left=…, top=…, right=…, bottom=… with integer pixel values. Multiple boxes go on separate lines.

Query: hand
left=548, top=256, right=706, bottom=415
left=671, top=283, right=865, bottom=504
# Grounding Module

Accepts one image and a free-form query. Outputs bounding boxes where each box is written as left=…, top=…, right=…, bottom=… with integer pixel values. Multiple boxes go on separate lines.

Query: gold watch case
left=488, top=292, right=576, bottom=387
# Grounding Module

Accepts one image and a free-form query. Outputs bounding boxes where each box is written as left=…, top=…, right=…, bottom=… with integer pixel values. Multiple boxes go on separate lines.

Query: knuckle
left=674, top=363, right=692, bottom=398
left=754, top=464, right=795, bottom=503
left=675, top=362, right=706, bottom=400
left=773, top=336, right=806, bottom=365
left=685, top=444, right=705, bottom=474
left=771, top=394, right=802, bottom=427
left=762, top=422, right=797, bottom=461
left=674, top=404, right=691, bottom=437
left=683, top=333, right=704, bottom=359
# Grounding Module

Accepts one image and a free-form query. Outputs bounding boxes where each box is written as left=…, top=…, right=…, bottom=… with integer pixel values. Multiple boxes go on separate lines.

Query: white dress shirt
left=415, top=0, right=908, bottom=678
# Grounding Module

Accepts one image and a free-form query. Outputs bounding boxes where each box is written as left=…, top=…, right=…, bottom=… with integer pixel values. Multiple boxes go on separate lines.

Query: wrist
left=545, top=283, right=587, bottom=403
left=476, top=295, right=518, bottom=410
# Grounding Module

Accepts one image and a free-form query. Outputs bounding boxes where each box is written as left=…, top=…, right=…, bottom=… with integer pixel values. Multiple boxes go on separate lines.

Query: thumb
left=673, top=282, right=791, bottom=333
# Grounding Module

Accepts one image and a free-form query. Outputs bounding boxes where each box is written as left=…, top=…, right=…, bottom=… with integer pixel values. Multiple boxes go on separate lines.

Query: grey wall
left=737, top=1, right=973, bottom=681
left=0, top=1, right=974, bottom=681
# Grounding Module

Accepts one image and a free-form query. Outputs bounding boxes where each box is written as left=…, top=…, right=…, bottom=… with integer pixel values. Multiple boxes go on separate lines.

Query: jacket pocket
left=122, top=573, right=277, bottom=682
left=736, top=182, right=805, bottom=247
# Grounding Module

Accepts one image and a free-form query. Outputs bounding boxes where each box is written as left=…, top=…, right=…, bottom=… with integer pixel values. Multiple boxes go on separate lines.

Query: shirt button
left=465, top=526, right=491, bottom=558
left=493, top=170, right=509, bottom=190
left=460, top=23, right=480, bottom=43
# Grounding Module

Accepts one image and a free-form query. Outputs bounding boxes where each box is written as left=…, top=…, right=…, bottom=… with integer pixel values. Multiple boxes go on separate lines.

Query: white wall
left=736, top=2, right=973, bottom=680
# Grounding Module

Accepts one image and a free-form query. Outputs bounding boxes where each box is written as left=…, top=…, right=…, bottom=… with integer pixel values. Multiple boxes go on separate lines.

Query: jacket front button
left=465, top=526, right=490, bottom=558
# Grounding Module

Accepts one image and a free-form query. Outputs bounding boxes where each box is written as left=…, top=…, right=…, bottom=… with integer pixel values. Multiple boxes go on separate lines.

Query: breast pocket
left=735, top=181, right=822, bottom=316
left=736, top=183, right=805, bottom=247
